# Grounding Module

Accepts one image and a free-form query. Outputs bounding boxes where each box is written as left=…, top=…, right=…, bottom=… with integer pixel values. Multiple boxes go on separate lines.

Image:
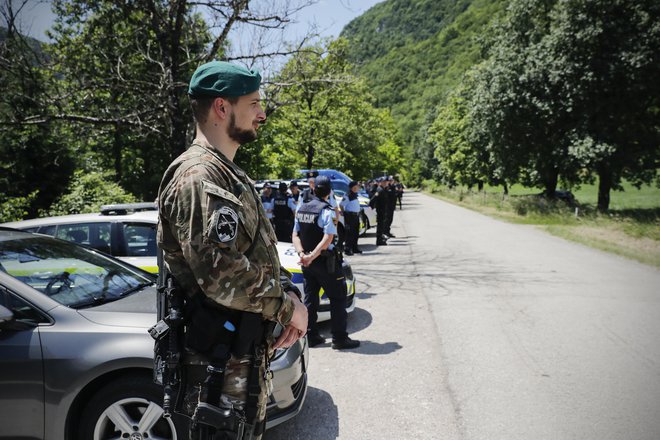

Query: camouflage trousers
left=180, top=352, right=271, bottom=440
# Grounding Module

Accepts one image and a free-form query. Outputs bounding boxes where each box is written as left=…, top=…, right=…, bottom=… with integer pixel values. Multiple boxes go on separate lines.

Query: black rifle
left=149, top=248, right=185, bottom=418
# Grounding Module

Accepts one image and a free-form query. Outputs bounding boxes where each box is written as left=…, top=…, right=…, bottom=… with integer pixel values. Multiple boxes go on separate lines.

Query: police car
left=1, top=202, right=356, bottom=322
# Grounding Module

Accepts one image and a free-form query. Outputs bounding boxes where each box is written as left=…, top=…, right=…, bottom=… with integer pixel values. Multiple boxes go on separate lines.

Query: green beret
left=188, top=61, right=261, bottom=98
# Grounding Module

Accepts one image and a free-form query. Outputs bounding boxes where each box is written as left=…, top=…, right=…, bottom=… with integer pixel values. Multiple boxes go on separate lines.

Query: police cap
left=279, top=182, right=287, bottom=192
left=289, top=180, right=299, bottom=188
left=188, top=61, right=261, bottom=98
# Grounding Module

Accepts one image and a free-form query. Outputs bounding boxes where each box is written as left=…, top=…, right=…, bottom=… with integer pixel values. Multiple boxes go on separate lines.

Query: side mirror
left=0, top=304, right=15, bottom=328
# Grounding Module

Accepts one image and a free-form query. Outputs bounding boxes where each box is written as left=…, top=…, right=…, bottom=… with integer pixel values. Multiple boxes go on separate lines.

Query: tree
left=466, top=0, right=585, bottom=197
left=2, top=0, right=318, bottom=203
left=46, top=170, right=137, bottom=215
left=0, top=1, right=75, bottom=218
left=429, top=82, right=490, bottom=189
left=239, top=38, right=404, bottom=180
left=544, top=0, right=660, bottom=211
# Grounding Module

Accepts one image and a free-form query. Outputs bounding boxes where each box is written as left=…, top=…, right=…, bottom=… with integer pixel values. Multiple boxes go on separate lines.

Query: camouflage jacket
left=157, top=139, right=294, bottom=325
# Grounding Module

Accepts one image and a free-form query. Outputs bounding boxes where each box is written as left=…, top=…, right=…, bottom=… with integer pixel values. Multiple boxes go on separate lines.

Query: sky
left=7, top=0, right=385, bottom=42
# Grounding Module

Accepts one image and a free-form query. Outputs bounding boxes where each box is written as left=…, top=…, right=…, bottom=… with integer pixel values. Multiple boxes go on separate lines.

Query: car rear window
left=121, top=223, right=157, bottom=257
left=55, top=223, right=112, bottom=254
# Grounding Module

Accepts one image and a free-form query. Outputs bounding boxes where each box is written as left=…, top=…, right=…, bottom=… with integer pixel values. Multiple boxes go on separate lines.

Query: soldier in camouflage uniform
left=157, top=61, right=308, bottom=439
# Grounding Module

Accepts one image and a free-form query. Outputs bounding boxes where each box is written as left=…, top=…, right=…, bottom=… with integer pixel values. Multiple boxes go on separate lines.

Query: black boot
left=331, top=337, right=360, bottom=350
left=307, top=333, right=326, bottom=347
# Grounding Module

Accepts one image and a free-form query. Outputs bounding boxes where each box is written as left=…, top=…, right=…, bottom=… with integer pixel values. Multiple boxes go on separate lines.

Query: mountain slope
left=341, top=0, right=508, bottom=144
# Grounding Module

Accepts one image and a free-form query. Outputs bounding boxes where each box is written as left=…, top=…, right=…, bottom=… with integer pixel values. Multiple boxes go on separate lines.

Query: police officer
left=289, top=180, right=301, bottom=207
left=385, top=175, right=397, bottom=238
left=299, top=172, right=316, bottom=204
left=292, top=176, right=360, bottom=350
left=157, top=61, right=307, bottom=439
left=260, top=182, right=274, bottom=223
left=370, top=177, right=389, bottom=245
left=272, top=182, right=294, bottom=242
left=340, top=180, right=362, bottom=255
left=299, top=172, right=340, bottom=227
left=395, top=179, right=404, bottom=210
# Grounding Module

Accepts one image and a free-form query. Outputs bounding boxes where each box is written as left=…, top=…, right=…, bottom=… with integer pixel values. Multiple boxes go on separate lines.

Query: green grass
left=481, top=181, right=660, bottom=210
left=423, top=180, right=660, bottom=268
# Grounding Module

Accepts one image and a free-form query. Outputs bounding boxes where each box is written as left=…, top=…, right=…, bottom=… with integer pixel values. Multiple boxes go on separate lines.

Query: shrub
left=45, top=171, right=137, bottom=216
left=0, top=191, right=38, bottom=222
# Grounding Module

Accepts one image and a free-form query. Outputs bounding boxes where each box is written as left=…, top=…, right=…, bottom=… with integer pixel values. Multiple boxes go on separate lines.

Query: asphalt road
left=266, top=190, right=660, bottom=440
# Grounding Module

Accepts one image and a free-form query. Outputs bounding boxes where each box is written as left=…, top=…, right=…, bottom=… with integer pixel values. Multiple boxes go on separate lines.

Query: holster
left=188, top=309, right=275, bottom=440
left=320, top=249, right=335, bottom=273
left=185, top=294, right=239, bottom=358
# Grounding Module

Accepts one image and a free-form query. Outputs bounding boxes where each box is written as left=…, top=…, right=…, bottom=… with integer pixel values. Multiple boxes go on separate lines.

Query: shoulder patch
left=202, top=180, right=243, bottom=207
left=214, top=205, right=239, bottom=243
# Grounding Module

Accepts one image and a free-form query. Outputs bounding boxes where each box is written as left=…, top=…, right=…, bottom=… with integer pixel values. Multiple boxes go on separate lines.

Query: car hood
left=276, top=242, right=300, bottom=272
left=77, top=286, right=157, bottom=329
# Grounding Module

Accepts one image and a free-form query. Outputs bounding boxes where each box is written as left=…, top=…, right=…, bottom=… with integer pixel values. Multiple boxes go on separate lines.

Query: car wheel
left=78, top=375, right=184, bottom=440
left=359, top=212, right=369, bottom=236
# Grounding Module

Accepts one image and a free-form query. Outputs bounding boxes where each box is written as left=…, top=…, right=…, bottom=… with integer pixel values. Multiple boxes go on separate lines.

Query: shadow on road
left=345, top=340, right=402, bottom=355
left=309, top=307, right=402, bottom=356
left=356, top=291, right=377, bottom=301
left=264, top=386, right=338, bottom=440
left=316, top=306, right=372, bottom=335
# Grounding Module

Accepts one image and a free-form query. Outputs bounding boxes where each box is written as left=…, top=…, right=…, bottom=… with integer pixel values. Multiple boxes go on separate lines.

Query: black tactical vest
left=273, top=192, right=292, bottom=220
left=296, top=197, right=331, bottom=252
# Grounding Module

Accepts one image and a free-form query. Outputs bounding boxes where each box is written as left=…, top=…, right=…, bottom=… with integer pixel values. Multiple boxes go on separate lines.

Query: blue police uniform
left=293, top=196, right=350, bottom=345
left=287, top=197, right=298, bottom=212
left=340, top=187, right=362, bottom=255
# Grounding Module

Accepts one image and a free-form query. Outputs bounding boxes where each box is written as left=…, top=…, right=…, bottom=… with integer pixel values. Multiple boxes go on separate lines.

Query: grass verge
left=422, top=181, right=660, bottom=268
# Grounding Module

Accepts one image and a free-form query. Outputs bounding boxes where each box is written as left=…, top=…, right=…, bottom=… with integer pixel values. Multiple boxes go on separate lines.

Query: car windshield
left=331, top=181, right=349, bottom=198
left=0, top=232, right=154, bottom=309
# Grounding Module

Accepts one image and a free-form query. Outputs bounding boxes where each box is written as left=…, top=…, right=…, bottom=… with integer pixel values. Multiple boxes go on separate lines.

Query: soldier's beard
left=227, top=112, right=257, bottom=144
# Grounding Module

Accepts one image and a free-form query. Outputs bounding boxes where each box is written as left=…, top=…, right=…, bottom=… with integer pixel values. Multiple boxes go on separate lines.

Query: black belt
left=344, top=212, right=359, bottom=217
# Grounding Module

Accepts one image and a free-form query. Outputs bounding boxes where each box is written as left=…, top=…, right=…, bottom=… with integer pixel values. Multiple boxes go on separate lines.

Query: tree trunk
left=477, top=180, right=484, bottom=191
left=502, top=182, right=509, bottom=195
left=306, top=144, right=315, bottom=169
left=113, top=124, right=122, bottom=182
left=542, top=169, right=559, bottom=198
left=597, top=167, right=612, bottom=213
left=305, top=126, right=315, bottom=169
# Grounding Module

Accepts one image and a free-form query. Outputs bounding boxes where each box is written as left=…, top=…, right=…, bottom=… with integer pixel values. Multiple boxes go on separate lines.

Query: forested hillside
left=341, top=0, right=658, bottom=212
left=341, top=0, right=507, bottom=144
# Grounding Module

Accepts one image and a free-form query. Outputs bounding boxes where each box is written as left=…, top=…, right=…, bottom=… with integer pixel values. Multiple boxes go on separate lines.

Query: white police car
left=1, top=203, right=356, bottom=322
